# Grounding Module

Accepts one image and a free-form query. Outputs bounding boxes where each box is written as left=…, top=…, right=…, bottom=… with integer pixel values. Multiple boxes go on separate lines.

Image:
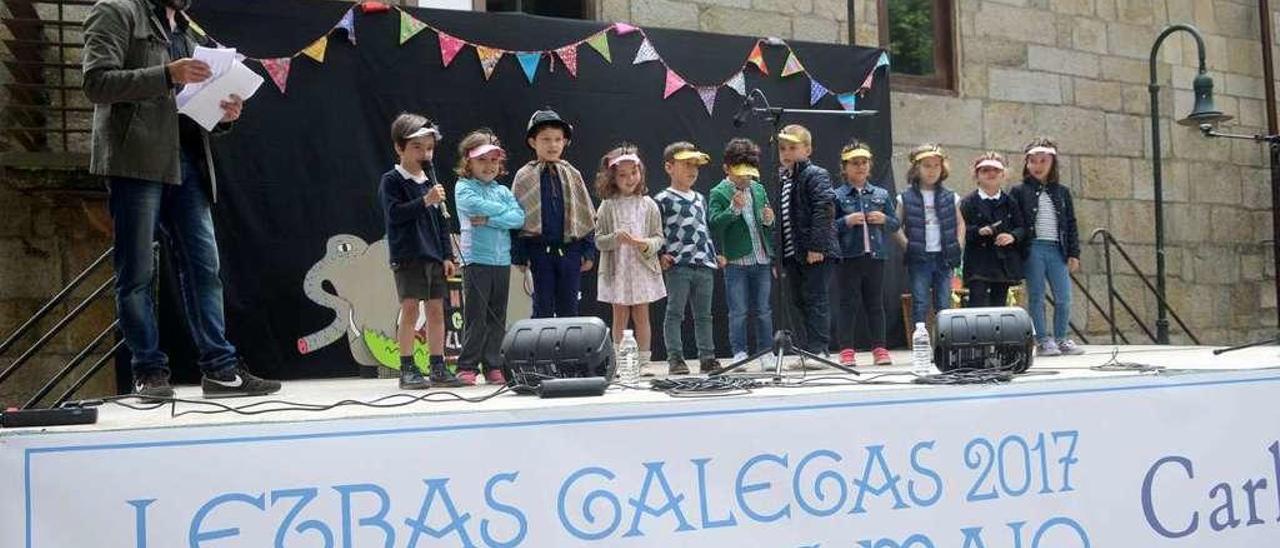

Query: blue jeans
left=908, top=252, right=952, bottom=324
left=724, top=264, right=773, bottom=355
left=109, top=154, right=237, bottom=378
left=663, top=265, right=716, bottom=360
left=1025, top=240, right=1072, bottom=342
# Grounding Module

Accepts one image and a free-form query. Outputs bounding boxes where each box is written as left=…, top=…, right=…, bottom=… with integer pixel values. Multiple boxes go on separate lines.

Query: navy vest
left=901, top=185, right=961, bottom=267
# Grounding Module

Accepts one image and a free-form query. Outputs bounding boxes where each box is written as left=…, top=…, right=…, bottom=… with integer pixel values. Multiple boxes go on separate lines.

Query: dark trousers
left=834, top=256, right=887, bottom=349
left=966, top=280, right=1012, bottom=308
left=527, top=244, right=581, bottom=318
left=458, top=265, right=510, bottom=373
left=784, top=257, right=831, bottom=353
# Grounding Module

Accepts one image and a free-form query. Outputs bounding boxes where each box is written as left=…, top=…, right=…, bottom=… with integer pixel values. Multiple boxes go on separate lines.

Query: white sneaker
left=731, top=352, right=748, bottom=363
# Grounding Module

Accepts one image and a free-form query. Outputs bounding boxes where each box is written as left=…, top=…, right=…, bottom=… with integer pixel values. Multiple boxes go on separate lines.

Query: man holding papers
left=82, top=0, right=279, bottom=400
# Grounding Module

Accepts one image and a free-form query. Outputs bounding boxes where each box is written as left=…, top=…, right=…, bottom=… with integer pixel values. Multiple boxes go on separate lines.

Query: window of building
left=859, top=0, right=956, bottom=93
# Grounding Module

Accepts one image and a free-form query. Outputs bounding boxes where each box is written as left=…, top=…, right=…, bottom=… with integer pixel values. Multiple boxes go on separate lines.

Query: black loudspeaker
left=500, top=317, right=615, bottom=394
left=934, top=307, right=1035, bottom=373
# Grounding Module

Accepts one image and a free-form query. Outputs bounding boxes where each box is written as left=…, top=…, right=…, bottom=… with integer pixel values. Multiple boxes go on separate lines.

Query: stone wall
left=595, top=0, right=1280, bottom=345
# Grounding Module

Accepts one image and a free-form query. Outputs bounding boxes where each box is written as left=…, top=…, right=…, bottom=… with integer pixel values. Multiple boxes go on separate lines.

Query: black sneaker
left=399, top=365, right=431, bottom=390
left=429, top=362, right=465, bottom=387
left=201, top=364, right=282, bottom=399
left=699, top=358, right=722, bottom=375
left=133, top=371, right=175, bottom=402
left=668, top=358, right=689, bottom=375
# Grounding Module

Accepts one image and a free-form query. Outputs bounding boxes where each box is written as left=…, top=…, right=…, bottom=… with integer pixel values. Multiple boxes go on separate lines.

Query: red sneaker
left=839, top=348, right=857, bottom=366
left=484, top=369, right=506, bottom=385
left=455, top=370, right=478, bottom=386
left=872, top=347, right=893, bottom=366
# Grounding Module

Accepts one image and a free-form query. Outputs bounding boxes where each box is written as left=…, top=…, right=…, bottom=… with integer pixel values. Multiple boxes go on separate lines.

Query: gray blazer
left=82, top=0, right=229, bottom=198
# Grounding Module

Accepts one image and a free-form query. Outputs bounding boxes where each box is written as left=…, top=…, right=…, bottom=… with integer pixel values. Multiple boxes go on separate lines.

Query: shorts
left=392, top=258, right=446, bottom=301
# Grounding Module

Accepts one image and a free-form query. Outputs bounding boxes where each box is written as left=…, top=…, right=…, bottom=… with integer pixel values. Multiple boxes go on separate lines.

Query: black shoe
left=202, top=363, right=282, bottom=399
left=399, top=366, right=431, bottom=390
left=429, top=363, right=465, bottom=387
left=668, top=358, right=689, bottom=375
left=699, top=358, right=722, bottom=375
left=133, top=371, right=175, bottom=402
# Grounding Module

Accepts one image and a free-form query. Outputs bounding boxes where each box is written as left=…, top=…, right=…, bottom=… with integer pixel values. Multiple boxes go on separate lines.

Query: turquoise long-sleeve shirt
left=455, top=177, right=526, bottom=266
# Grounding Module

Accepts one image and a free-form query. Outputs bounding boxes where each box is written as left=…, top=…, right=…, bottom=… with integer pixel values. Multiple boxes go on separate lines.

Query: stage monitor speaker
left=934, top=307, right=1035, bottom=373
left=500, top=317, right=615, bottom=394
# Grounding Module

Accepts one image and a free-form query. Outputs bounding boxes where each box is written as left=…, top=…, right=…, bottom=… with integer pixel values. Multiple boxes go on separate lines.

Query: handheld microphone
left=426, top=159, right=450, bottom=219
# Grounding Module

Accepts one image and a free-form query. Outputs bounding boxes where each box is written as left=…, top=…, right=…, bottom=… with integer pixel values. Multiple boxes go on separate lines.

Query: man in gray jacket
left=83, top=0, right=280, bottom=399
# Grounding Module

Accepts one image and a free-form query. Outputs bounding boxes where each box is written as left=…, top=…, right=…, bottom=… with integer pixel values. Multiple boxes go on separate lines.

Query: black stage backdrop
left=158, top=0, right=901, bottom=380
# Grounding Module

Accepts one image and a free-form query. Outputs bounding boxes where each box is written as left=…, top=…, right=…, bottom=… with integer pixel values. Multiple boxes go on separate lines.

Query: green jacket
left=82, top=0, right=229, bottom=196
left=708, top=178, right=775, bottom=261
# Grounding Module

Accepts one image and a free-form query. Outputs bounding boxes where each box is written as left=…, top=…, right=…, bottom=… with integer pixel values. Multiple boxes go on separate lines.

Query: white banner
left=4, top=370, right=1280, bottom=547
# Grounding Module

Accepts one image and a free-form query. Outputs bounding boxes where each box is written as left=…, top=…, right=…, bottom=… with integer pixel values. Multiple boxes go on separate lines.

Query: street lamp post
left=1148, top=24, right=1233, bottom=344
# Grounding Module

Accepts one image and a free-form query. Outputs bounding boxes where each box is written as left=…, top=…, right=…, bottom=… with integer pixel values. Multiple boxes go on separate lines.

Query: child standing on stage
left=776, top=124, right=837, bottom=365
left=655, top=142, right=720, bottom=375
left=898, top=144, right=965, bottom=326
left=959, top=152, right=1025, bottom=308
left=594, top=145, right=666, bottom=364
left=379, top=113, right=463, bottom=389
left=833, top=141, right=898, bottom=367
left=511, top=109, right=596, bottom=318
left=1009, top=138, right=1083, bottom=356
left=454, top=130, right=526, bottom=385
left=709, top=138, right=775, bottom=369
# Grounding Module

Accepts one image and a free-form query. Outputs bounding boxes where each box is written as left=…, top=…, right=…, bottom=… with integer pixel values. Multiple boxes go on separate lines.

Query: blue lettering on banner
left=127, top=498, right=155, bottom=548
left=856, top=533, right=934, bottom=547
left=908, top=441, right=943, bottom=508
left=270, top=488, right=334, bottom=548
left=333, top=483, right=395, bottom=548
left=1141, top=456, right=1198, bottom=538
left=691, top=458, right=738, bottom=529
left=481, top=472, right=527, bottom=547
left=735, top=453, right=791, bottom=523
left=188, top=492, right=266, bottom=546
left=402, top=479, right=474, bottom=547
left=794, top=449, right=848, bottom=517
left=558, top=466, right=621, bottom=541
left=625, top=461, right=696, bottom=537
left=851, top=445, right=910, bottom=514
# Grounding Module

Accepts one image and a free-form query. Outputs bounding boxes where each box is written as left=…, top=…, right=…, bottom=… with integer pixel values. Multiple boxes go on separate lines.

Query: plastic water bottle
left=618, top=330, right=640, bottom=383
left=911, top=322, right=933, bottom=376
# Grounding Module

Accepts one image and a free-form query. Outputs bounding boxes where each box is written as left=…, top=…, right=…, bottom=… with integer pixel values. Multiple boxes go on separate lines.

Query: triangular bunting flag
left=781, top=52, right=804, bottom=77
left=633, top=38, right=660, bottom=64
left=809, top=79, right=829, bottom=106
left=476, top=46, right=503, bottom=80
left=613, top=22, right=639, bottom=35
left=335, top=8, right=356, bottom=45
left=399, top=10, right=428, bottom=45
left=663, top=69, right=686, bottom=99
left=260, top=57, right=292, bottom=94
left=857, top=69, right=875, bottom=93
left=301, top=36, right=328, bottom=63
left=837, top=91, right=857, bottom=111
left=746, top=42, right=768, bottom=75
left=696, top=86, right=718, bottom=115
left=726, top=71, right=746, bottom=96
left=586, top=32, right=612, bottom=63
left=438, top=32, right=465, bottom=67
left=516, top=52, right=541, bottom=83
left=876, top=51, right=890, bottom=68
left=556, top=44, right=579, bottom=77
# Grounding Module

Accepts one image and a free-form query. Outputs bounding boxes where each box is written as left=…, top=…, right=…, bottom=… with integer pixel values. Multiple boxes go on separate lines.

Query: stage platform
left=6, top=344, right=1280, bottom=546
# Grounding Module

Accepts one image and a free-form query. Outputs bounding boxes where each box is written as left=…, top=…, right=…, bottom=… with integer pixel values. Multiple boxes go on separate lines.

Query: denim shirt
left=834, top=181, right=899, bottom=260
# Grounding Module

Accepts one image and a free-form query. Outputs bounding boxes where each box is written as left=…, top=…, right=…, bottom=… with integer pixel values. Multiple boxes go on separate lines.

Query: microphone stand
left=1200, top=124, right=1280, bottom=355
left=711, top=89, right=877, bottom=380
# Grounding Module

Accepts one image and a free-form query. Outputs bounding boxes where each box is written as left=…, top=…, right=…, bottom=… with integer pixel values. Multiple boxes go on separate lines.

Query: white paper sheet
left=176, top=51, right=263, bottom=131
